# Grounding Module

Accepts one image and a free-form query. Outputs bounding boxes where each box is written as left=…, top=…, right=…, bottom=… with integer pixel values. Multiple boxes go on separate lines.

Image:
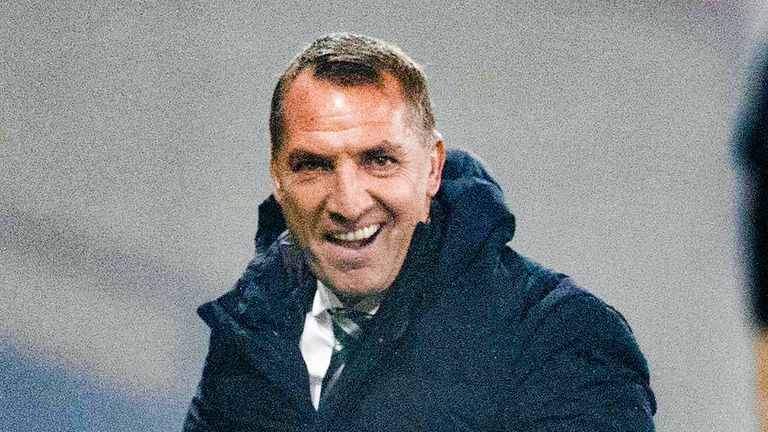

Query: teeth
left=331, top=224, right=380, bottom=242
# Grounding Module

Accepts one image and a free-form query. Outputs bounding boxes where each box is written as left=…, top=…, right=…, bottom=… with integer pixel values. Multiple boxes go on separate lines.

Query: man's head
left=269, top=33, right=445, bottom=301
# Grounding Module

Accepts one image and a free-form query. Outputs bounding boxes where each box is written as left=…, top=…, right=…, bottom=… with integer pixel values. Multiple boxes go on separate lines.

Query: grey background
left=0, top=1, right=762, bottom=430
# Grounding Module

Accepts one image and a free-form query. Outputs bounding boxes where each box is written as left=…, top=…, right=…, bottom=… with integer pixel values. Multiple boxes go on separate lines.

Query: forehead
left=276, top=71, right=418, bottom=155
left=282, top=71, right=407, bottom=125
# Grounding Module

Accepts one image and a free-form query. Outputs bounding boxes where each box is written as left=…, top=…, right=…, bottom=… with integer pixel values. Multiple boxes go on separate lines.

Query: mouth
left=326, top=223, right=381, bottom=248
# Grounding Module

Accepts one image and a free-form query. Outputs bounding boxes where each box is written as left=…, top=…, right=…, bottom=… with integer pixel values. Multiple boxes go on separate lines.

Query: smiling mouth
left=326, top=223, right=381, bottom=247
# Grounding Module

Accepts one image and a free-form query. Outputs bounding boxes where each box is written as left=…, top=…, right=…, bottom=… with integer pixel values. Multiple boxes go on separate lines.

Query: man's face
left=270, top=70, right=444, bottom=300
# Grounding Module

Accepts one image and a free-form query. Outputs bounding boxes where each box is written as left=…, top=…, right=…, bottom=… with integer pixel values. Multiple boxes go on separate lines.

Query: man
left=184, top=33, right=656, bottom=431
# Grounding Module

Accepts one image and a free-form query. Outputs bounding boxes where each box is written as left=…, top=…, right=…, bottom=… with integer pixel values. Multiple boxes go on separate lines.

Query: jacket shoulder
left=486, top=250, right=656, bottom=430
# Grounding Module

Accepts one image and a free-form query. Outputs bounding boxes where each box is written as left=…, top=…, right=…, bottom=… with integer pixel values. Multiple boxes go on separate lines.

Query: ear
left=269, top=159, right=284, bottom=204
left=426, top=136, right=445, bottom=197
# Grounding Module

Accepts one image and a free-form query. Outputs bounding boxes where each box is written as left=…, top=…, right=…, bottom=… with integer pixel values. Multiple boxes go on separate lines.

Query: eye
left=363, top=151, right=398, bottom=172
left=289, top=155, right=333, bottom=173
left=369, top=155, right=396, bottom=168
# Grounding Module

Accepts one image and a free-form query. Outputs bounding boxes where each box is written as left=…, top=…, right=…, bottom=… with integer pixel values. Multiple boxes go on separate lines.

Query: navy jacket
left=183, top=149, right=656, bottom=431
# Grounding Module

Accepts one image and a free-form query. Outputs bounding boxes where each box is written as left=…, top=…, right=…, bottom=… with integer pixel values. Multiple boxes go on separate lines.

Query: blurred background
left=1, top=0, right=766, bottom=430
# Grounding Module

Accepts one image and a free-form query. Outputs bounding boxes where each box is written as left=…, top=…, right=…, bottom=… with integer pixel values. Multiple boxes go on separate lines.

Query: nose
left=325, top=162, right=373, bottom=224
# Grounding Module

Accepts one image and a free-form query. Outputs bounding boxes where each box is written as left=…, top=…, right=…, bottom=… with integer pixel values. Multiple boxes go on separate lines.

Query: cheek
left=281, top=187, right=323, bottom=229
left=383, top=183, right=430, bottom=223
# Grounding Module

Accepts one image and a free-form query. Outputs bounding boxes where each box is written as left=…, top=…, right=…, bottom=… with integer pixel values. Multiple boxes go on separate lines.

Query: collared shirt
left=299, top=281, right=379, bottom=409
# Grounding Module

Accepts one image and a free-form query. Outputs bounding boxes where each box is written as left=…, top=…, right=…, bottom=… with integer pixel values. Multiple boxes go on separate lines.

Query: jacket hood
left=432, top=149, right=515, bottom=279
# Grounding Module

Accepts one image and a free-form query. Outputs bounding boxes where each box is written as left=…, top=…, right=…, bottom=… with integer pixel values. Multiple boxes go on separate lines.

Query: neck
left=319, top=279, right=383, bottom=313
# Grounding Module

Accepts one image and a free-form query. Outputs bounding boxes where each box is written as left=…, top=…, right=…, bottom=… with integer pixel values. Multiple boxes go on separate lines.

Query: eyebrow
left=286, top=149, right=331, bottom=165
left=285, top=141, right=404, bottom=165
left=363, top=141, right=403, bottom=155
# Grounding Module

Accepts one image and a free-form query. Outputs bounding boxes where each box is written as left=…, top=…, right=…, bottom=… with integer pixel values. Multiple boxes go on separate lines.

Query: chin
left=318, top=268, right=393, bottom=299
